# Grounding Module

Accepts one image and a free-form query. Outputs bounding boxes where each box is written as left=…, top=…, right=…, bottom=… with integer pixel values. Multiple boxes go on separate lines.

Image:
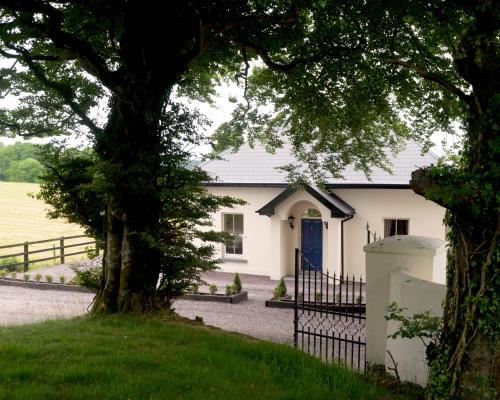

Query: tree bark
left=410, top=4, right=500, bottom=395
left=91, top=93, right=166, bottom=314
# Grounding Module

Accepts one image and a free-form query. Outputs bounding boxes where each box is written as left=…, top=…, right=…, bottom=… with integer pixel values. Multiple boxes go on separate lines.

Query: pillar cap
left=364, top=235, right=446, bottom=256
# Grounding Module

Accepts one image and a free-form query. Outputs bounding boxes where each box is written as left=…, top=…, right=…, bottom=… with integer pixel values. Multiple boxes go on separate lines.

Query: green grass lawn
left=0, top=314, right=406, bottom=400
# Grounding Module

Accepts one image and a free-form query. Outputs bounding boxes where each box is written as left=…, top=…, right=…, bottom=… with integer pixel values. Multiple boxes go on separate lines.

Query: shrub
left=45, top=274, right=53, bottom=283
left=297, top=292, right=304, bottom=302
left=273, top=278, right=287, bottom=299
left=233, top=273, right=242, bottom=293
left=0, top=270, right=6, bottom=278
left=71, top=257, right=102, bottom=290
left=23, top=273, right=30, bottom=282
left=208, top=284, right=218, bottom=295
left=85, top=245, right=98, bottom=259
left=191, top=283, right=199, bottom=294
left=315, top=292, right=322, bottom=302
left=0, top=257, right=20, bottom=271
left=11, top=272, right=17, bottom=279
left=356, top=295, right=364, bottom=305
left=35, top=273, right=42, bottom=282
left=336, top=292, right=342, bottom=303
left=60, top=275, right=66, bottom=284
left=225, top=284, right=237, bottom=296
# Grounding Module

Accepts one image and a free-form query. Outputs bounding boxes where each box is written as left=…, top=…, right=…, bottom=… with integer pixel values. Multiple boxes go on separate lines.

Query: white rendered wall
left=334, top=189, right=446, bottom=278
left=387, top=269, right=446, bottom=386
left=365, top=236, right=446, bottom=386
left=206, top=186, right=282, bottom=277
left=206, top=187, right=447, bottom=280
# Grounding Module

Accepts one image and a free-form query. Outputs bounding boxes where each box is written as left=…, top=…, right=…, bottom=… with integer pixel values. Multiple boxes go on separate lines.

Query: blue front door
left=301, top=219, right=323, bottom=271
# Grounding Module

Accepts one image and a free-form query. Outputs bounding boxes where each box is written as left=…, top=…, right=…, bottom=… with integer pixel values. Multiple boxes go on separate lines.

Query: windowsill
left=220, top=258, right=248, bottom=264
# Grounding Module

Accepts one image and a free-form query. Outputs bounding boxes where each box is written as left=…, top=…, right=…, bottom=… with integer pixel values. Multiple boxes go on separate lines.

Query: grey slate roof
left=200, top=141, right=439, bottom=186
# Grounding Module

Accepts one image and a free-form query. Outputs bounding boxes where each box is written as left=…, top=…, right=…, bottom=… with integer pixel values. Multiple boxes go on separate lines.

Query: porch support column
left=270, top=217, right=289, bottom=280
left=326, top=218, right=342, bottom=276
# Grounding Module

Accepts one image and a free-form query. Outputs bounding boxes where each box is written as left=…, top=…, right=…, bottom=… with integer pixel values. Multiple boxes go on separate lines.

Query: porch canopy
left=256, top=184, right=355, bottom=218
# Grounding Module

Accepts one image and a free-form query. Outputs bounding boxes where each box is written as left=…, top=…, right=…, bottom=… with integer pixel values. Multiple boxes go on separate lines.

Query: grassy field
left=0, top=182, right=88, bottom=268
left=0, top=314, right=414, bottom=400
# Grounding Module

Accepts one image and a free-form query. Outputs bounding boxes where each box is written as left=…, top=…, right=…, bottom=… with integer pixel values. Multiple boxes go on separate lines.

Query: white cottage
left=200, top=142, right=446, bottom=279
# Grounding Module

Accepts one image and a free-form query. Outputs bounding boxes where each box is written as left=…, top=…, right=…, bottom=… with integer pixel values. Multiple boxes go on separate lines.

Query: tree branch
left=231, top=39, right=299, bottom=73
left=208, top=10, right=300, bottom=40
left=0, top=0, right=120, bottom=93
left=388, top=59, right=473, bottom=106
left=6, top=43, right=101, bottom=135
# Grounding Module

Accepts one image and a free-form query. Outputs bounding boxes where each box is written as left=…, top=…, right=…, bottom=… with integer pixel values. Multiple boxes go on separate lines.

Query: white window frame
left=222, top=213, right=244, bottom=258
left=383, top=218, right=410, bottom=237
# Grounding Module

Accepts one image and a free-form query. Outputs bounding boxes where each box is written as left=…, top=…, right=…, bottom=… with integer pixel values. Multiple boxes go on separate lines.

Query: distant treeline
left=0, top=142, right=46, bottom=183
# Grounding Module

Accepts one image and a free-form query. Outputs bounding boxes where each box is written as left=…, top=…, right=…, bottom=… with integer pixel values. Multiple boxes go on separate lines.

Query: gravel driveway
left=0, top=285, right=94, bottom=325
left=0, top=268, right=294, bottom=343
left=174, top=272, right=294, bottom=343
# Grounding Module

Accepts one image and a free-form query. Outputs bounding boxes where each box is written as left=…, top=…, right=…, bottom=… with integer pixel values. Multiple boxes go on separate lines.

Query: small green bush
left=314, top=292, right=322, bottom=302
left=60, top=275, right=66, bottom=284
left=356, top=295, right=364, bottom=305
left=11, top=272, right=17, bottom=279
left=225, top=284, right=237, bottom=296
left=208, top=284, right=218, bottom=295
left=35, top=273, right=42, bottom=282
left=23, top=273, right=30, bottom=282
left=0, top=270, right=6, bottom=278
left=85, top=245, right=98, bottom=259
left=0, top=257, right=20, bottom=271
left=297, top=292, right=304, bottom=302
left=336, top=292, right=342, bottom=303
left=71, top=258, right=102, bottom=290
left=45, top=274, right=53, bottom=283
left=273, top=278, right=287, bottom=299
left=191, top=283, right=199, bottom=294
left=233, top=273, right=242, bottom=293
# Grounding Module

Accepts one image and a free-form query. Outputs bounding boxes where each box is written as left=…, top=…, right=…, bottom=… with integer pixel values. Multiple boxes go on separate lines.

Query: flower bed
left=0, top=277, right=94, bottom=293
left=265, top=295, right=366, bottom=313
left=182, top=290, right=248, bottom=304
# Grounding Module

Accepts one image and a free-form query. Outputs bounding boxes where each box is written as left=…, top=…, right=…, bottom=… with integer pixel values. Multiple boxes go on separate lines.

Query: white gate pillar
left=364, top=235, right=446, bottom=367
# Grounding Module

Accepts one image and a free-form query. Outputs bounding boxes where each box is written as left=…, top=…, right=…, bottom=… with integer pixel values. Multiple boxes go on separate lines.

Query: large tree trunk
left=412, top=172, right=500, bottom=399
left=91, top=94, right=165, bottom=313
left=411, top=4, right=500, bottom=397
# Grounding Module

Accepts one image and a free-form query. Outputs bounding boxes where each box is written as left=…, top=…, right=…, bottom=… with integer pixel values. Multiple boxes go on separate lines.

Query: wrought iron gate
left=293, top=249, right=366, bottom=371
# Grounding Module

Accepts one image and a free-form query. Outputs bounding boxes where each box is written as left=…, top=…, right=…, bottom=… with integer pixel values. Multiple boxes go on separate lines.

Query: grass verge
left=0, top=314, right=411, bottom=400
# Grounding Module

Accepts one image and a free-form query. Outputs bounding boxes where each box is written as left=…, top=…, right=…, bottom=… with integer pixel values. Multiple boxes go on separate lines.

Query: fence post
left=60, top=236, right=65, bottom=264
left=23, top=242, right=29, bottom=272
left=294, top=248, right=299, bottom=348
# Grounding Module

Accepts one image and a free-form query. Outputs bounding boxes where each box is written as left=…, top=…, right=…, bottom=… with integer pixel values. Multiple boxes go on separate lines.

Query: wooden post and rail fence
left=0, top=235, right=98, bottom=272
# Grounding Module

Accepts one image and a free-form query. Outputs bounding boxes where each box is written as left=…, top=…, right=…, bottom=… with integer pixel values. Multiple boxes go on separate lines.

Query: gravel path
left=0, top=285, right=94, bottom=326
left=174, top=272, right=294, bottom=344
left=0, top=268, right=295, bottom=344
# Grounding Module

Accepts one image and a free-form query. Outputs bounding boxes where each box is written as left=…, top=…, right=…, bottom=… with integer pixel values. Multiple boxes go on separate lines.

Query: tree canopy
left=0, top=1, right=498, bottom=398
left=0, top=142, right=45, bottom=182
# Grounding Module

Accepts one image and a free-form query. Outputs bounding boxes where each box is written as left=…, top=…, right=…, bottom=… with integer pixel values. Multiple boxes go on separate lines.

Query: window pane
left=302, top=209, right=321, bottom=218
left=233, top=236, right=243, bottom=254
left=384, top=219, right=397, bottom=236
left=224, top=214, right=233, bottom=232
left=397, top=220, right=409, bottom=235
left=225, top=242, right=235, bottom=254
left=234, top=214, right=244, bottom=234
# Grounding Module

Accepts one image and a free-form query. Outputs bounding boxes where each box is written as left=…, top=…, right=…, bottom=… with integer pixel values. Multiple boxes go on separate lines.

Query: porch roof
left=256, top=185, right=355, bottom=218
